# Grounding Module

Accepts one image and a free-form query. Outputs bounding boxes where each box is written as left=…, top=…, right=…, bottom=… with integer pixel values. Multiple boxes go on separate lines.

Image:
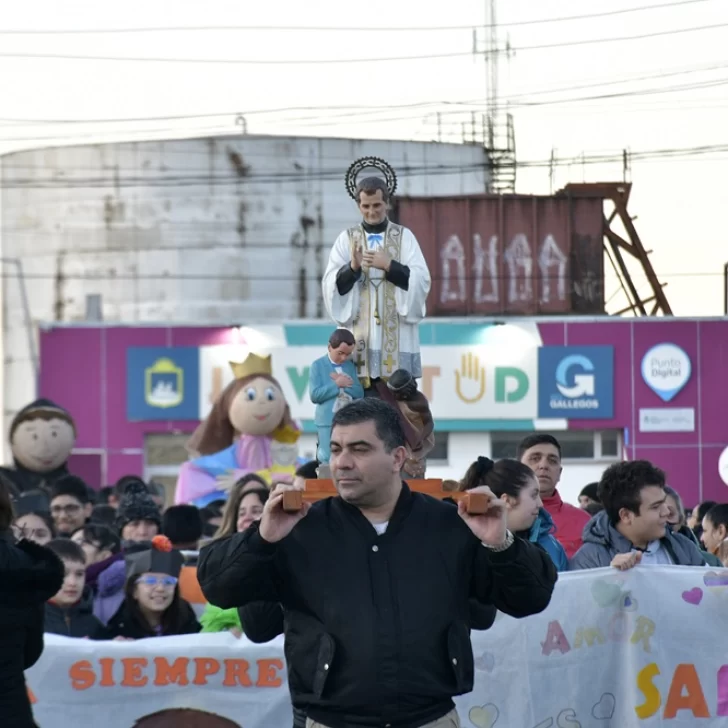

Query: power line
left=0, top=21, right=726, bottom=65
left=4, top=57, right=728, bottom=128
left=3, top=143, right=728, bottom=188
left=0, top=1, right=708, bottom=34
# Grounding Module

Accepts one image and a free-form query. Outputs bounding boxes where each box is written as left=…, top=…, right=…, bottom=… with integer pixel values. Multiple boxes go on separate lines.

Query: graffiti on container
left=473, top=235, right=499, bottom=304
left=539, top=235, right=568, bottom=303
left=440, top=235, right=466, bottom=303
left=438, top=233, right=569, bottom=305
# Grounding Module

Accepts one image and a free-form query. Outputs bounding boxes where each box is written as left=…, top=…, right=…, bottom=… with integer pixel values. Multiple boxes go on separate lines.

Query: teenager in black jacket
left=200, top=399, right=557, bottom=728
left=0, top=477, right=64, bottom=728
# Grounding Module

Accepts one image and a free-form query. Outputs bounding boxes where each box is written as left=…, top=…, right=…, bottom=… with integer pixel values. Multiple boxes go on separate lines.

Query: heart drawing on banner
left=681, top=587, right=703, bottom=605
left=591, top=692, right=616, bottom=720
left=469, top=703, right=500, bottom=728
left=591, top=579, right=622, bottom=608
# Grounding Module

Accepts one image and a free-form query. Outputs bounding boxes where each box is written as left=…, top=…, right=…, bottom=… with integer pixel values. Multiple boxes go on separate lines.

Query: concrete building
left=0, top=134, right=490, bottom=444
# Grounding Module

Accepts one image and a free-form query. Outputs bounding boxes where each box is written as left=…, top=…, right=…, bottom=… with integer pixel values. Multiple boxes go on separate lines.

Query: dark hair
left=460, top=456, right=536, bottom=499
left=73, top=523, right=121, bottom=555
left=597, top=460, right=666, bottom=525
left=200, top=504, right=223, bottom=520
left=96, top=486, right=114, bottom=504
left=328, top=328, right=356, bottom=349
left=695, top=500, right=717, bottom=523
left=295, top=460, right=319, bottom=480
left=356, top=176, right=390, bottom=203
left=0, top=473, right=15, bottom=531
left=50, top=475, right=90, bottom=505
left=124, top=573, right=190, bottom=636
left=516, top=434, right=562, bottom=461
left=387, top=369, right=417, bottom=399
left=114, top=475, right=147, bottom=498
left=704, top=503, right=728, bottom=531
left=584, top=502, right=604, bottom=516
left=331, top=398, right=406, bottom=452
left=13, top=509, right=55, bottom=539
left=163, top=505, right=203, bottom=547
left=90, top=504, right=118, bottom=528
left=47, top=537, right=87, bottom=564
left=579, top=482, right=600, bottom=502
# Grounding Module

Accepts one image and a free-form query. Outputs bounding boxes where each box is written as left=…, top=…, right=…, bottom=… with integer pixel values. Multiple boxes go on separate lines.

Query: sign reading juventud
left=199, top=345, right=539, bottom=422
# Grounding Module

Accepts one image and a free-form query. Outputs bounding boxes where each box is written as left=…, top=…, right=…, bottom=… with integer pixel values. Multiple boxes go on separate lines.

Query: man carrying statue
left=322, top=157, right=432, bottom=399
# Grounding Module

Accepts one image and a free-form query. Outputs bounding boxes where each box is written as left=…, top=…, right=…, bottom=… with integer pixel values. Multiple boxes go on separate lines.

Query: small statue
left=386, top=369, right=435, bottom=479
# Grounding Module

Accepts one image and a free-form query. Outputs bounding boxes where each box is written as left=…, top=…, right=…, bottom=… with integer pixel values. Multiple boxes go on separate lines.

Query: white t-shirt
left=372, top=521, right=388, bottom=536
left=633, top=540, right=673, bottom=565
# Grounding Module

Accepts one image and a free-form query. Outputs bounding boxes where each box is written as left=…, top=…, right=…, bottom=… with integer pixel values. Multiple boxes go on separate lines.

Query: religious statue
left=174, top=353, right=301, bottom=506
left=309, top=328, right=364, bottom=464
left=386, top=368, right=435, bottom=479
left=322, top=157, right=431, bottom=395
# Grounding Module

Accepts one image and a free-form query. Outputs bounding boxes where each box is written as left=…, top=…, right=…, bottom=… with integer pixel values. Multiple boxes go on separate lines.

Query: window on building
left=490, top=430, right=622, bottom=461
left=429, top=432, right=449, bottom=463
left=144, top=433, right=194, bottom=504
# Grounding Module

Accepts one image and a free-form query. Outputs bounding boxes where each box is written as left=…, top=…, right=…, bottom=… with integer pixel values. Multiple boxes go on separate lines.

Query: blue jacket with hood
left=521, top=508, right=569, bottom=572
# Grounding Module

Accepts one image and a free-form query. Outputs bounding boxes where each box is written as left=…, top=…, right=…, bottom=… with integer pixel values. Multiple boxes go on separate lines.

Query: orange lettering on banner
left=70, top=660, right=96, bottom=691
left=154, top=657, right=190, bottom=687
left=66, top=655, right=282, bottom=690
left=193, top=657, right=221, bottom=685
left=664, top=664, right=710, bottom=719
left=121, top=658, right=148, bottom=687
left=223, top=659, right=253, bottom=687
left=99, top=657, right=115, bottom=687
left=256, top=658, right=284, bottom=688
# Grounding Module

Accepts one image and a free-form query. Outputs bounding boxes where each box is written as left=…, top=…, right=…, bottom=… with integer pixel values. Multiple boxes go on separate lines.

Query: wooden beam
left=282, top=479, right=491, bottom=514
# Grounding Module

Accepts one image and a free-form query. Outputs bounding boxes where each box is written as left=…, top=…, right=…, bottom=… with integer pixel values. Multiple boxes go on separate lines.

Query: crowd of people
left=1, top=397, right=727, bottom=728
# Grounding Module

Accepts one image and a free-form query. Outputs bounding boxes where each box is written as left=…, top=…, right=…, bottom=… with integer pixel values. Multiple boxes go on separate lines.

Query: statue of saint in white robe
left=322, top=222, right=431, bottom=388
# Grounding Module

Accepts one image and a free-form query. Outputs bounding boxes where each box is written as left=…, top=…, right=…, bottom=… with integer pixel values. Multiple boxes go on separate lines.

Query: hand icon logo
left=455, top=352, right=486, bottom=403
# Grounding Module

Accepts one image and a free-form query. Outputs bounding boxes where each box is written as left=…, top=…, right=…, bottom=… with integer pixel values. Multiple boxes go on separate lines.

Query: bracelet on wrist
left=481, top=530, right=515, bottom=552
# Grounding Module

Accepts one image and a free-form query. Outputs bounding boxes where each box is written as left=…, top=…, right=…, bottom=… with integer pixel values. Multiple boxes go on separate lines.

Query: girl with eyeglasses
left=100, top=535, right=200, bottom=640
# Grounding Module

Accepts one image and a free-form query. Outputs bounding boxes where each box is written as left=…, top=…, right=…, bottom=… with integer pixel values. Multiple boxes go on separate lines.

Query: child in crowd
left=102, top=535, right=200, bottom=640
left=44, top=539, right=105, bottom=639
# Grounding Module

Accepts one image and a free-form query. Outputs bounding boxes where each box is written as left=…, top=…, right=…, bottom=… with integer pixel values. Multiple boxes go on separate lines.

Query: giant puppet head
left=186, top=354, right=298, bottom=456
left=1, top=398, right=77, bottom=492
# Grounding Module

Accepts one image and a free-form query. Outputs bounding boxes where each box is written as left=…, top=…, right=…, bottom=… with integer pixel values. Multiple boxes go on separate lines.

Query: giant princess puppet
left=174, top=353, right=301, bottom=505
left=322, top=157, right=431, bottom=395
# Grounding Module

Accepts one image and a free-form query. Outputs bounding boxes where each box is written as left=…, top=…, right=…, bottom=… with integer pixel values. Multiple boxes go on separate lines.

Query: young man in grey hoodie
left=571, top=460, right=705, bottom=570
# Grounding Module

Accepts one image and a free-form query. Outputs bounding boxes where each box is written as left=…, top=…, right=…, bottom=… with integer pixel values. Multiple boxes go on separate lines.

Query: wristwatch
left=481, top=530, right=515, bottom=552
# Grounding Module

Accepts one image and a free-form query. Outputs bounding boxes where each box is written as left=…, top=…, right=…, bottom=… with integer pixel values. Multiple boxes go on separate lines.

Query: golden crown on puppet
left=229, top=353, right=273, bottom=379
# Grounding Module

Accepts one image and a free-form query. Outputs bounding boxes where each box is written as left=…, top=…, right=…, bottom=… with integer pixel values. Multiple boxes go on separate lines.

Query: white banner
left=199, top=344, right=539, bottom=422
left=26, top=567, right=728, bottom=727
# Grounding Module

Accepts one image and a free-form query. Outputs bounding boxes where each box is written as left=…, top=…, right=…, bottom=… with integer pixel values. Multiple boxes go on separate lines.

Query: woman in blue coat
left=460, top=456, right=569, bottom=572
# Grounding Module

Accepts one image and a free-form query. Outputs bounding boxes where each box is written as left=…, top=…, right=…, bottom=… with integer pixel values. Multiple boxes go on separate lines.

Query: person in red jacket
left=517, top=434, right=589, bottom=559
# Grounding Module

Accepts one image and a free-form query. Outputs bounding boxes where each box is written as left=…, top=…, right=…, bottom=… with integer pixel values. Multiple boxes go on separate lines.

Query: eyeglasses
left=136, top=575, right=178, bottom=588
left=51, top=504, right=82, bottom=515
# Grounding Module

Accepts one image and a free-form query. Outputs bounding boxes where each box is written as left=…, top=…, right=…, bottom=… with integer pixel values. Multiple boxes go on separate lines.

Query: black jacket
left=0, top=533, right=65, bottom=728
left=44, top=588, right=106, bottom=639
left=101, top=599, right=201, bottom=640
left=199, top=484, right=556, bottom=728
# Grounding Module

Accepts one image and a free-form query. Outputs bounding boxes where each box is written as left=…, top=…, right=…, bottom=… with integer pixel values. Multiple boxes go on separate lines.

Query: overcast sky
left=1, top=0, right=727, bottom=316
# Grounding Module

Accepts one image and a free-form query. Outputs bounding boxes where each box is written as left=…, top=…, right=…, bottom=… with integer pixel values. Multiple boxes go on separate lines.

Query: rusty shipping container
left=394, top=194, right=604, bottom=316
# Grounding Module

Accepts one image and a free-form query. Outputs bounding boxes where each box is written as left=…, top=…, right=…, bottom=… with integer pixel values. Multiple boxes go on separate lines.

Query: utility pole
left=475, top=0, right=516, bottom=193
